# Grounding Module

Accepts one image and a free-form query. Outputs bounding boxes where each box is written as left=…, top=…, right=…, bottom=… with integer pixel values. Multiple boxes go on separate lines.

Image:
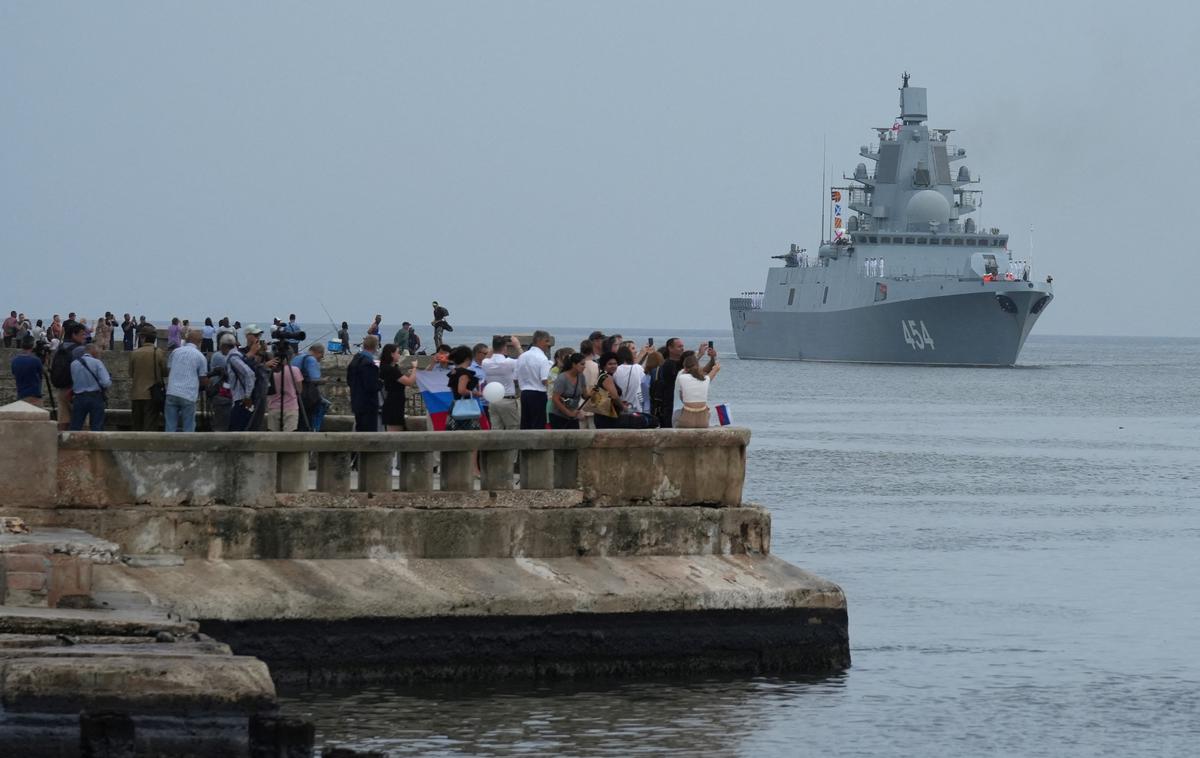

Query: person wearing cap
left=393, top=322, right=413, bottom=356
left=237, top=325, right=270, bottom=431
left=208, top=333, right=238, bottom=431
left=431, top=301, right=452, bottom=349
left=129, top=325, right=167, bottom=431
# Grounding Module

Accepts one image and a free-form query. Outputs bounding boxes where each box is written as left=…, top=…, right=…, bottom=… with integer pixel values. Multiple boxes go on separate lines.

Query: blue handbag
left=450, top=397, right=482, bottom=421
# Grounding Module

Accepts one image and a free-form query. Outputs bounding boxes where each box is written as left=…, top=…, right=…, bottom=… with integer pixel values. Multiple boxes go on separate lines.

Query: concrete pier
left=0, top=397, right=849, bottom=745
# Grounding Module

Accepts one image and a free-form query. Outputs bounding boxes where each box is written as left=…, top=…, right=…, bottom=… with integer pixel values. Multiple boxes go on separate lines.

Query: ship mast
left=819, top=136, right=827, bottom=244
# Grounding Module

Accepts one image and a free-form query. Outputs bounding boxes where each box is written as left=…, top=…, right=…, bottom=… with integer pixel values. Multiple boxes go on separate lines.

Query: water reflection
left=281, top=674, right=847, bottom=757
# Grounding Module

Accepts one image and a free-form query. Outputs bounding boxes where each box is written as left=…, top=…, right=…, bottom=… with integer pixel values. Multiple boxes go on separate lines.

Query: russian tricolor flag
left=416, top=368, right=453, bottom=431
left=715, top=403, right=732, bottom=426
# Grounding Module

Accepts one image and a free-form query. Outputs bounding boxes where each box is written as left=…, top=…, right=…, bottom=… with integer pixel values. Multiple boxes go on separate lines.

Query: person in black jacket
left=347, top=335, right=381, bottom=432
left=431, top=301, right=452, bottom=349
left=650, top=337, right=684, bottom=428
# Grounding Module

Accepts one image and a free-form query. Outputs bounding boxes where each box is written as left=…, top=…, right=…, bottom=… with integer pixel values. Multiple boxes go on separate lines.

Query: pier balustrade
left=52, top=429, right=748, bottom=510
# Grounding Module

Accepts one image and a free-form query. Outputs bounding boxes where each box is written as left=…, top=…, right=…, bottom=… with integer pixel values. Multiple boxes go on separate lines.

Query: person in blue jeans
left=163, top=332, right=210, bottom=432
left=69, top=343, right=111, bottom=431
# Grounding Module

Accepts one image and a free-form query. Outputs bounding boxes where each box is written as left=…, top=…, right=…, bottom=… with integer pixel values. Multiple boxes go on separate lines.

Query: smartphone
left=707, top=340, right=714, bottom=348
left=648, top=337, right=654, bottom=346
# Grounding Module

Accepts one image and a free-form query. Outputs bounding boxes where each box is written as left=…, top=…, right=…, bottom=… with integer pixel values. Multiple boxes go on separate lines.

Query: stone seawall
left=0, top=399, right=850, bottom=692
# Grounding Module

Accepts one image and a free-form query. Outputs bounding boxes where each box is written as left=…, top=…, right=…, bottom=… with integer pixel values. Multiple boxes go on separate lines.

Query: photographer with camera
left=267, top=354, right=305, bottom=431
left=263, top=322, right=308, bottom=432
left=207, top=334, right=237, bottom=431
left=227, top=325, right=271, bottom=431
left=226, top=330, right=260, bottom=432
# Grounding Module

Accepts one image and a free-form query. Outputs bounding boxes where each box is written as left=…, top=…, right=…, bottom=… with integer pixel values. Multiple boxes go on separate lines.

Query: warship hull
left=731, top=285, right=1051, bottom=367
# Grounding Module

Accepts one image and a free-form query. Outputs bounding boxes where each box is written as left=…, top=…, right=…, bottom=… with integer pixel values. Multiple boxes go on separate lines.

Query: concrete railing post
left=399, top=451, right=433, bottom=491
left=439, top=451, right=474, bottom=491
left=478, top=450, right=515, bottom=490
left=357, top=452, right=393, bottom=493
left=276, top=452, right=309, bottom=494
left=315, top=452, right=351, bottom=493
left=553, top=449, right=578, bottom=489
left=0, top=401, right=58, bottom=506
left=519, top=449, right=554, bottom=490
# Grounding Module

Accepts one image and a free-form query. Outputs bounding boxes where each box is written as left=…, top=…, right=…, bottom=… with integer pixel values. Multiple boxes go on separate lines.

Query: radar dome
left=905, top=190, right=951, bottom=226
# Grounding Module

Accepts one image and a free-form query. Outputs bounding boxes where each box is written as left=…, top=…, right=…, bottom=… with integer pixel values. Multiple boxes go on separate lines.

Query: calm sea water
left=279, top=332, right=1200, bottom=757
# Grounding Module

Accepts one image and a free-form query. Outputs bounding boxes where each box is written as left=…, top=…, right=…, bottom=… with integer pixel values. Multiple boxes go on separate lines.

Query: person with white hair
left=69, top=343, right=111, bottom=431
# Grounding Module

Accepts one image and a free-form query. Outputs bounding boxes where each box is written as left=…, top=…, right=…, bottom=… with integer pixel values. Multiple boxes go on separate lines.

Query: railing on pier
left=54, top=429, right=750, bottom=510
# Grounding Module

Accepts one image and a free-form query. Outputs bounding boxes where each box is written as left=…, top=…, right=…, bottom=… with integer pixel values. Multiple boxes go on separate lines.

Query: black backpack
left=50, top=346, right=74, bottom=389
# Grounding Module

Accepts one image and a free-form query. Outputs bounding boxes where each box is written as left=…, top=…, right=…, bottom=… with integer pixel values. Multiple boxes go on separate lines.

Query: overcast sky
left=3, top=1, right=1197, bottom=337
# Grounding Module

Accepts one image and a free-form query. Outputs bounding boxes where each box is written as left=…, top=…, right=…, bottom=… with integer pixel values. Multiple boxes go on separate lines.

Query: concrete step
left=0, top=605, right=197, bottom=637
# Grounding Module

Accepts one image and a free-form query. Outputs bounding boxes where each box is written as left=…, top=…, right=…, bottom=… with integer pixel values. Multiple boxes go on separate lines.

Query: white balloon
left=482, top=381, right=506, bottom=404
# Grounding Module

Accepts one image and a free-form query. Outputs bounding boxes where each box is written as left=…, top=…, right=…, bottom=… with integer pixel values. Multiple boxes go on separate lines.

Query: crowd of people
left=346, top=329, right=721, bottom=432
left=6, top=305, right=724, bottom=433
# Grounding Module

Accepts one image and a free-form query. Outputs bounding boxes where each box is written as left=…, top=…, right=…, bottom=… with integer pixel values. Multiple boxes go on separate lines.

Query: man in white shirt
left=164, top=332, right=209, bottom=432
left=514, top=330, right=552, bottom=430
left=481, top=335, right=523, bottom=430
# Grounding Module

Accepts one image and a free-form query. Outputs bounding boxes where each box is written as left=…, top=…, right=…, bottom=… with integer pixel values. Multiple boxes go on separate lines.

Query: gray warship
left=730, top=75, right=1053, bottom=366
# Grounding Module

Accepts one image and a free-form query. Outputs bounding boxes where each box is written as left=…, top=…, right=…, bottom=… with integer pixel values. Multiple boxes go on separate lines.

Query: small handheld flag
left=715, top=404, right=732, bottom=426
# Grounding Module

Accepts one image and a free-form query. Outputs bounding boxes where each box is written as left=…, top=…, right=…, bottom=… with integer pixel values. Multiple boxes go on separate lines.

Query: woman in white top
left=612, top=346, right=645, bottom=415
left=675, top=352, right=721, bottom=428
left=200, top=317, right=217, bottom=354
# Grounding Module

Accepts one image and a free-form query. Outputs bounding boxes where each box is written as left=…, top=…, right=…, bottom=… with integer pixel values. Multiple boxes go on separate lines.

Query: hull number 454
left=901, top=320, right=936, bottom=350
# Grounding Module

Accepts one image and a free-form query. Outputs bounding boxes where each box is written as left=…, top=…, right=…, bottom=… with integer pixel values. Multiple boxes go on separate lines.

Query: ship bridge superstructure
left=842, top=73, right=992, bottom=241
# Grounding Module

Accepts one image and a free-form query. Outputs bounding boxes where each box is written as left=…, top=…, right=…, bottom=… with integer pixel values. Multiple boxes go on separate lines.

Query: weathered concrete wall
left=0, top=412, right=851, bottom=684
left=11, top=503, right=769, bottom=560
left=93, top=555, right=849, bottom=683
left=48, top=428, right=750, bottom=509
left=0, top=402, right=57, bottom=506
left=94, top=554, right=838, bottom=622
left=0, top=528, right=118, bottom=608
left=0, top=603, right=287, bottom=756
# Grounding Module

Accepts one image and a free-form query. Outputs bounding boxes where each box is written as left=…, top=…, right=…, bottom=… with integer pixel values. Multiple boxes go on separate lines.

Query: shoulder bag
left=75, top=355, right=108, bottom=403
left=583, top=372, right=618, bottom=418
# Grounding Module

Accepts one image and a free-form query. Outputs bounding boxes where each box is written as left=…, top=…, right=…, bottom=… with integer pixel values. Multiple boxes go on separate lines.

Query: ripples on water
left=279, top=333, right=1200, bottom=756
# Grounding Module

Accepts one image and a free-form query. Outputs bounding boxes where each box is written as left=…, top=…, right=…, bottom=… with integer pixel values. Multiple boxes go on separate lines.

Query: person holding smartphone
left=675, top=350, right=721, bottom=429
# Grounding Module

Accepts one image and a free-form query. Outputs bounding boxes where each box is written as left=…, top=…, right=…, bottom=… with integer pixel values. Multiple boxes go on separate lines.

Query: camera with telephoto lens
left=265, top=326, right=307, bottom=396
left=269, top=326, right=306, bottom=361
